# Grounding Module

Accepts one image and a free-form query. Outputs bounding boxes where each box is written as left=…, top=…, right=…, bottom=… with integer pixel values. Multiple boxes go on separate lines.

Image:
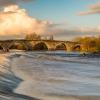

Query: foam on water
left=1, top=51, right=100, bottom=100
left=0, top=52, right=40, bottom=100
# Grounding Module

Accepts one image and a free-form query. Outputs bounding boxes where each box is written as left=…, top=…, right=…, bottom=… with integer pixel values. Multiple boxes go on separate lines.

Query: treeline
left=74, top=36, right=100, bottom=53
left=25, top=33, right=54, bottom=40
left=26, top=33, right=41, bottom=40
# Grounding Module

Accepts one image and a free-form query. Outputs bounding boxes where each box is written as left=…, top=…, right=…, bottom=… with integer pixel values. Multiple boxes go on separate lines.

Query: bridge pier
left=2, top=48, right=9, bottom=52
left=48, top=48, right=55, bottom=51
left=47, top=43, right=56, bottom=51
left=0, top=43, right=10, bottom=52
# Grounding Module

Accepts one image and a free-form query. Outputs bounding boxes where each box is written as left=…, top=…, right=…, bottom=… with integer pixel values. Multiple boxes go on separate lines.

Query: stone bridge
left=0, top=39, right=82, bottom=52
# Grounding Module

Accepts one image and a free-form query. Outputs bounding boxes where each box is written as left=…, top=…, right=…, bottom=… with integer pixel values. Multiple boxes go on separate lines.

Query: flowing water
left=0, top=51, right=100, bottom=100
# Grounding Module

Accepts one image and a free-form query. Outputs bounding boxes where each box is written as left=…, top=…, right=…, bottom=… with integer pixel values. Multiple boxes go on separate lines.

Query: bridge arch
left=9, top=42, right=26, bottom=50
left=72, top=44, right=82, bottom=51
left=55, top=43, right=67, bottom=50
left=8, top=41, right=33, bottom=51
left=33, top=42, right=48, bottom=50
left=0, top=45, right=3, bottom=51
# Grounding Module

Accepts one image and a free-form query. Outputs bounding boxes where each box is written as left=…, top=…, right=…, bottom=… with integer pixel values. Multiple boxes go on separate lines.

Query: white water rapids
left=0, top=51, right=100, bottom=100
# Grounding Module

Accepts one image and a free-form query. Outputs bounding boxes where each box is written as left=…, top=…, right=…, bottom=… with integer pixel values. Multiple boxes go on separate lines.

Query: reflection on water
left=1, top=51, right=100, bottom=100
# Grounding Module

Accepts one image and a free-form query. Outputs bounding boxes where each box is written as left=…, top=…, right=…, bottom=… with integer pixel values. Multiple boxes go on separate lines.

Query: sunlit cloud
left=0, top=5, right=54, bottom=39
left=0, top=1, right=99, bottom=40
left=78, top=2, right=100, bottom=16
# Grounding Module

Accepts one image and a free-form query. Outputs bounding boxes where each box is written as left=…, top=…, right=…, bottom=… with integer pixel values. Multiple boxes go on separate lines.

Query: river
left=0, top=51, right=100, bottom=100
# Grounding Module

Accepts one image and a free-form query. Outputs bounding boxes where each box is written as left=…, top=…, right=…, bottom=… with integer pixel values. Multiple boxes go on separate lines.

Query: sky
left=0, top=0, right=100, bottom=40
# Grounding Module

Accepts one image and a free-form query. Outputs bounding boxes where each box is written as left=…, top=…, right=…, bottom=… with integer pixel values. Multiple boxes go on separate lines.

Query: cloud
left=0, top=0, right=32, bottom=7
left=78, top=2, right=100, bottom=16
left=0, top=3, right=99, bottom=40
left=45, top=26, right=100, bottom=40
left=0, top=5, right=53, bottom=39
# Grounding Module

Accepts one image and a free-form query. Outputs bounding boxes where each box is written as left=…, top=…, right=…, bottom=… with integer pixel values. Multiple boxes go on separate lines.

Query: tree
left=73, top=36, right=100, bottom=53
left=25, top=33, right=41, bottom=40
